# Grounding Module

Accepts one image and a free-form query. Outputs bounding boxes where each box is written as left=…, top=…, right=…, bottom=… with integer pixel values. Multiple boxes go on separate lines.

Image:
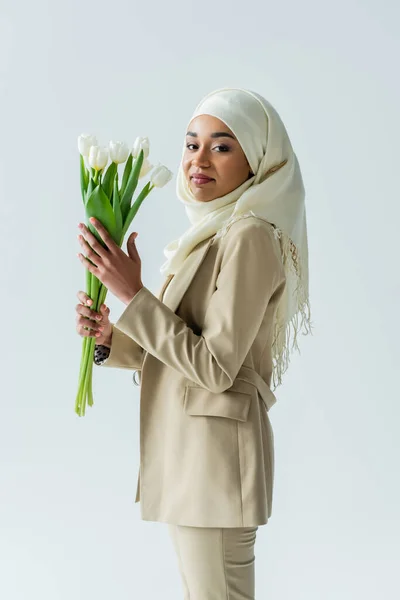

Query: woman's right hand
left=75, top=291, right=113, bottom=346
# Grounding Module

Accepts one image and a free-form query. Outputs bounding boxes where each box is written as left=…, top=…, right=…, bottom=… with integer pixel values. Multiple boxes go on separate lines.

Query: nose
left=191, top=146, right=211, bottom=166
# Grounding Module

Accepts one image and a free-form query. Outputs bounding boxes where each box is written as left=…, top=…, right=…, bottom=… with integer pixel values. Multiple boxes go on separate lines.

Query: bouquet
left=75, top=133, right=172, bottom=417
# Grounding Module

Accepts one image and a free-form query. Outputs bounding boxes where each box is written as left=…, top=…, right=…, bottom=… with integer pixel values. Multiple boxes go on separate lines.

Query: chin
left=190, top=187, right=210, bottom=199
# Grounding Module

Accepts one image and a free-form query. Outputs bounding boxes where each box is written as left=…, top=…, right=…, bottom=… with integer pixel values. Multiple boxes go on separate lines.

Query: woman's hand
left=75, top=291, right=113, bottom=346
left=77, top=217, right=143, bottom=305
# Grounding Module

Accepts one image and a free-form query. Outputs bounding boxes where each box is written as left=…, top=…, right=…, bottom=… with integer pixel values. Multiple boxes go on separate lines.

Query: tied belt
left=132, top=364, right=277, bottom=412
left=235, top=364, right=277, bottom=412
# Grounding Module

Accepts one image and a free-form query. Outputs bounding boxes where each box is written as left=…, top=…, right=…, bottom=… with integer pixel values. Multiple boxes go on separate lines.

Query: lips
left=191, top=174, right=214, bottom=182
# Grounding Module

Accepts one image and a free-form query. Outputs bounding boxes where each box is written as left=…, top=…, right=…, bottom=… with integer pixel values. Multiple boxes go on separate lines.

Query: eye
left=186, top=144, right=230, bottom=152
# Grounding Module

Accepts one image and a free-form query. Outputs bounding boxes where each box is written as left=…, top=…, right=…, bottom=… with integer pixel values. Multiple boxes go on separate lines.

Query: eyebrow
left=186, top=131, right=236, bottom=140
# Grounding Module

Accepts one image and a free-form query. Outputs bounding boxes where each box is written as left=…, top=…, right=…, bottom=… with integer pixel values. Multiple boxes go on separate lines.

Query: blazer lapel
left=157, top=235, right=215, bottom=313
left=138, top=235, right=215, bottom=372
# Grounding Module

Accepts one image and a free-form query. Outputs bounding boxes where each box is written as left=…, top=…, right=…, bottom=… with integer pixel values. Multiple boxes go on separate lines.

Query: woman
left=75, top=87, right=312, bottom=599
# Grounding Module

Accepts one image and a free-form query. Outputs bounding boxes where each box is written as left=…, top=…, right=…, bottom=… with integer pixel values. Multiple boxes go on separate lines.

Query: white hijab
left=160, top=87, right=312, bottom=390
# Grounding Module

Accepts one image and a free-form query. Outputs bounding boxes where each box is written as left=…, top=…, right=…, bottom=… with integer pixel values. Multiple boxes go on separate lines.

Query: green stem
left=81, top=337, right=95, bottom=413
left=80, top=272, right=97, bottom=413
left=87, top=363, right=94, bottom=407
left=75, top=267, right=110, bottom=415
left=80, top=274, right=105, bottom=413
left=76, top=338, right=91, bottom=411
left=75, top=342, right=85, bottom=413
left=75, top=272, right=98, bottom=415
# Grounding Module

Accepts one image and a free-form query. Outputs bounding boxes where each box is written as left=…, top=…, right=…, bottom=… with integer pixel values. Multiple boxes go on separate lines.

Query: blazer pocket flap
left=184, top=385, right=252, bottom=422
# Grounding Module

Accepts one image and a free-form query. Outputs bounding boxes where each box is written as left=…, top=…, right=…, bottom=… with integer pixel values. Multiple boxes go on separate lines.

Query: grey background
left=1, top=0, right=399, bottom=598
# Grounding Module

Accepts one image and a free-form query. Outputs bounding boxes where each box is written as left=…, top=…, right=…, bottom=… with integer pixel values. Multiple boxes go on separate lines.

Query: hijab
left=160, top=87, right=312, bottom=390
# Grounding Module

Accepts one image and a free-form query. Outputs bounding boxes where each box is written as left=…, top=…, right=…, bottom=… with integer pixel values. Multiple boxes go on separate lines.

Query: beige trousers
left=168, top=524, right=258, bottom=599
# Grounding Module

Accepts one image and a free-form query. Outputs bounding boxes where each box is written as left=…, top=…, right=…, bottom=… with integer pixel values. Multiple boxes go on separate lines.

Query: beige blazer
left=97, top=215, right=286, bottom=527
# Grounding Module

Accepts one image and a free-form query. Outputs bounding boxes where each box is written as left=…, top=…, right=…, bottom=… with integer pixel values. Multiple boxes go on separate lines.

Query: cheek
left=182, top=156, right=191, bottom=173
left=217, top=157, right=249, bottom=190
left=221, top=157, right=245, bottom=179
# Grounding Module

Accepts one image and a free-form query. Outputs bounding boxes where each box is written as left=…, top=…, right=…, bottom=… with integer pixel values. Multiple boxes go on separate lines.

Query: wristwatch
left=94, top=344, right=111, bottom=365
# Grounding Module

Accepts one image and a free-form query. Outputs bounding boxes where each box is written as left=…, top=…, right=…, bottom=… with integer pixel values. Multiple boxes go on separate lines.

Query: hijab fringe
left=213, top=210, right=313, bottom=392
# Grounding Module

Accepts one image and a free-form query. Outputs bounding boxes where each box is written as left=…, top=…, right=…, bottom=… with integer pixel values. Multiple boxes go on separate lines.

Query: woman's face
left=182, top=114, right=253, bottom=202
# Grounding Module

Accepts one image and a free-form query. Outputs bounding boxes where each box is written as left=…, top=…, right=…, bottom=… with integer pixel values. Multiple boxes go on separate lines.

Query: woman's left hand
left=77, top=217, right=143, bottom=306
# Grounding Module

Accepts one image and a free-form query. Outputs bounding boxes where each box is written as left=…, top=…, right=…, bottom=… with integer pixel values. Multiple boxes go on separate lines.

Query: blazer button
left=132, top=370, right=141, bottom=386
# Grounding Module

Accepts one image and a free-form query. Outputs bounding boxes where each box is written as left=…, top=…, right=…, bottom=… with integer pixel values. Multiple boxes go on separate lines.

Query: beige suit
left=97, top=215, right=286, bottom=527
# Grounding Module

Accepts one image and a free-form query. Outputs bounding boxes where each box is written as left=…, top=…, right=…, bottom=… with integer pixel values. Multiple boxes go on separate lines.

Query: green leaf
left=120, top=149, right=144, bottom=222
left=112, top=173, right=123, bottom=244
left=121, top=181, right=152, bottom=239
left=85, top=184, right=118, bottom=245
left=102, top=162, right=117, bottom=199
left=80, top=155, right=89, bottom=202
left=85, top=177, right=96, bottom=205
left=120, top=154, right=133, bottom=198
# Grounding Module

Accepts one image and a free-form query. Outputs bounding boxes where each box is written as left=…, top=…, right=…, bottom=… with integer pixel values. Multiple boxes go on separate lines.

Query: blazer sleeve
left=111, top=219, right=285, bottom=392
left=94, top=323, right=145, bottom=370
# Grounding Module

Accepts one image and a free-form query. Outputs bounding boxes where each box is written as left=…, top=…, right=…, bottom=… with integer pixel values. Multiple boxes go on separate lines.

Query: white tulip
left=139, top=157, right=154, bottom=179
left=78, top=133, right=98, bottom=157
left=88, top=145, right=108, bottom=171
left=150, top=164, right=173, bottom=188
left=109, top=140, right=130, bottom=164
left=132, top=136, right=150, bottom=159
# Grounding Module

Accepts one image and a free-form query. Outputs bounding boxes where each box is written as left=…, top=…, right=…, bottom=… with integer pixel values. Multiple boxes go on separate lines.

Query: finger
left=79, top=228, right=105, bottom=260
left=128, top=233, right=140, bottom=260
left=77, top=315, right=105, bottom=332
left=78, top=235, right=100, bottom=264
left=77, top=324, right=104, bottom=338
left=88, top=217, right=116, bottom=254
left=76, top=303, right=103, bottom=321
left=78, top=251, right=97, bottom=272
left=77, top=325, right=94, bottom=338
left=77, top=291, right=93, bottom=306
